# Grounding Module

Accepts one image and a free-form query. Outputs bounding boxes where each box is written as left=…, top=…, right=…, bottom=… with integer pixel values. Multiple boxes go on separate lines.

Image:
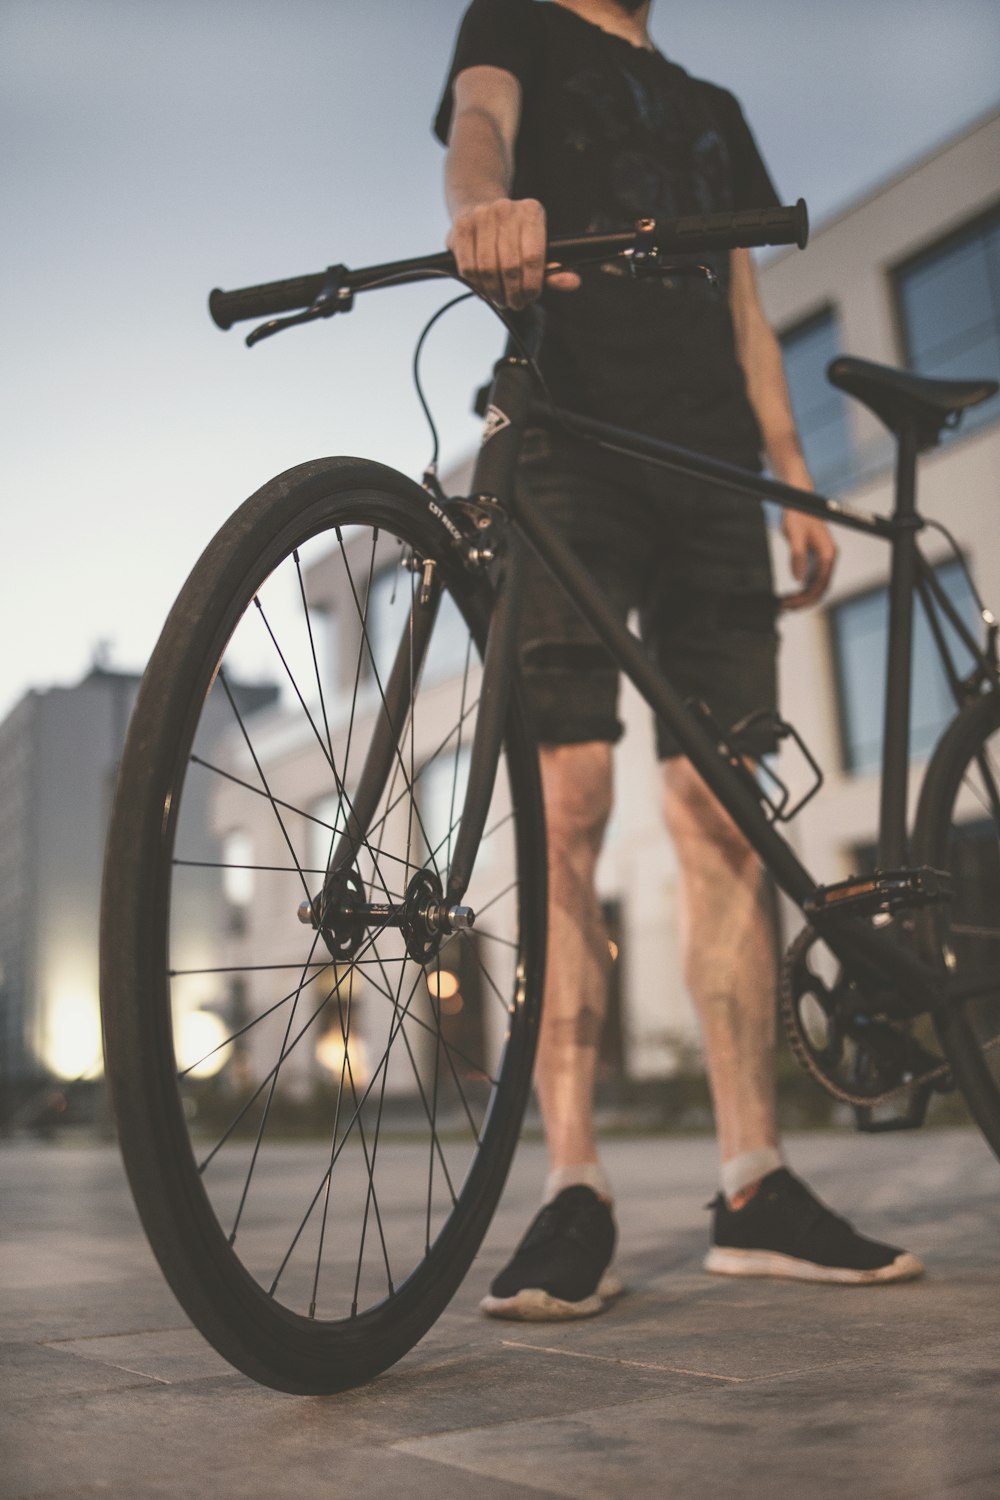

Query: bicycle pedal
left=804, top=866, right=952, bottom=922
left=852, top=1077, right=938, bottom=1132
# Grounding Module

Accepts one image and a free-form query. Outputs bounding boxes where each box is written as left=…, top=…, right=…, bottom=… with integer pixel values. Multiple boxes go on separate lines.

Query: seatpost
left=877, top=421, right=921, bottom=868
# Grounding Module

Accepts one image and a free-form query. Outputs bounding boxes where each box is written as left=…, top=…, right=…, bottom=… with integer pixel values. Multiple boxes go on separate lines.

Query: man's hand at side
left=779, top=510, right=838, bottom=611
left=730, top=248, right=838, bottom=609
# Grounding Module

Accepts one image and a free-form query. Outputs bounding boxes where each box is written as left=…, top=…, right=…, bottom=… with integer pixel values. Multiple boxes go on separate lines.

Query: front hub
left=300, top=867, right=474, bottom=964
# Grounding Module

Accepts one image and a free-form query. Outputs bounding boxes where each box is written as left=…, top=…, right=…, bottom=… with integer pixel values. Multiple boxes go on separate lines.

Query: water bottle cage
left=686, top=700, right=824, bottom=824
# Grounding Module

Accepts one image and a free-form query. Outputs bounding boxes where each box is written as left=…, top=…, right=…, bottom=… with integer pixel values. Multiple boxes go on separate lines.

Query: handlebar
left=208, top=200, right=808, bottom=334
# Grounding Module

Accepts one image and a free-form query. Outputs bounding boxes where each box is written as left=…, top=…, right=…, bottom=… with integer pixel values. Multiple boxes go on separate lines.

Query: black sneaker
left=705, top=1168, right=923, bottom=1285
left=480, top=1185, right=623, bottom=1320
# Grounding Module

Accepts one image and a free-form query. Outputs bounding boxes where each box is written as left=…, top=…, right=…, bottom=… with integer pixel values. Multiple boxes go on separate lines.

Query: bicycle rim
left=100, top=458, right=545, bottom=1392
left=913, top=690, right=1000, bottom=1156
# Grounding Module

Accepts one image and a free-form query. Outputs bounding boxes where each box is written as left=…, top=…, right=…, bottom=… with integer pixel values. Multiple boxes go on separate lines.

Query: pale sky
left=3, top=0, right=999, bottom=723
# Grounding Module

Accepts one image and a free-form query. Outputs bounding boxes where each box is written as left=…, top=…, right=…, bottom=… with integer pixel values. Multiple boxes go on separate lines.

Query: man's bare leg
left=660, top=756, right=923, bottom=1283
left=533, top=741, right=614, bottom=1189
left=661, top=755, right=780, bottom=1200
left=478, top=740, right=619, bottom=1319
left=532, top=743, right=777, bottom=1196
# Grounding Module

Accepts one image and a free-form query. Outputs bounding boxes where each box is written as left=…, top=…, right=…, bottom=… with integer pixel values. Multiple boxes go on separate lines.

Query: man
left=435, top=0, right=922, bottom=1320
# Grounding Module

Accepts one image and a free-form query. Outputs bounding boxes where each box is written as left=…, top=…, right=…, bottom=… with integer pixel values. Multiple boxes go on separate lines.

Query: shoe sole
left=703, top=1247, right=924, bottom=1285
left=480, top=1270, right=624, bottom=1321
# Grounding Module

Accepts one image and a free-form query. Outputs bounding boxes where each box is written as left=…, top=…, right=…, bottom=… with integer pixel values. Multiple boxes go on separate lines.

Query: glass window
left=895, top=207, right=1000, bottom=440
left=221, top=829, right=254, bottom=900
left=221, top=829, right=253, bottom=936
left=830, top=559, right=980, bottom=775
left=779, top=308, right=855, bottom=493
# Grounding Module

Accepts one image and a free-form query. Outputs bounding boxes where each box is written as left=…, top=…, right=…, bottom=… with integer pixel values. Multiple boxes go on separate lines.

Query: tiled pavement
left=3, top=1128, right=999, bottom=1498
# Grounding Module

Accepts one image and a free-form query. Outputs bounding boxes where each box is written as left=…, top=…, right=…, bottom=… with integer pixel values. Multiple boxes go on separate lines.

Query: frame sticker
left=481, top=404, right=511, bottom=446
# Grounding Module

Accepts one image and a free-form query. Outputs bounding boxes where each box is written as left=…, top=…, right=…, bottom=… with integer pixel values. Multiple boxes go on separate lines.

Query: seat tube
left=877, top=422, right=920, bottom=868
left=469, top=361, right=536, bottom=510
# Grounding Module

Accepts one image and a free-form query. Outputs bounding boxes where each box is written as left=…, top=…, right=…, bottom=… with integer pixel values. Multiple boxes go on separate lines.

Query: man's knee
left=540, top=741, right=614, bottom=853
left=661, top=756, right=757, bottom=869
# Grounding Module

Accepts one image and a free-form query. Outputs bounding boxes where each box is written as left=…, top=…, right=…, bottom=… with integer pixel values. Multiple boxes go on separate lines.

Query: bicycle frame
left=413, top=347, right=1000, bottom=1017
left=209, top=214, right=997, bottom=1019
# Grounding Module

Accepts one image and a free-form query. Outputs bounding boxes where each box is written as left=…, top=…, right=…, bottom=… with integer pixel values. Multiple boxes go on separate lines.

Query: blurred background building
left=0, top=664, right=276, bottom=1125
left=0, top=665, right=139, bottom=1123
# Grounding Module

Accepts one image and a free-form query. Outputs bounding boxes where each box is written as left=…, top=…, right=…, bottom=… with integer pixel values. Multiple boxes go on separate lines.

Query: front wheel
left=913, top=690, right=1000, bottom=1157
left=100, top=457, right=546, bottom=1392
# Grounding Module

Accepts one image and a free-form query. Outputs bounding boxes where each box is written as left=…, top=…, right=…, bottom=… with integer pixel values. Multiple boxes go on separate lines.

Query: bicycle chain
left=778, top=925, right=954, bottom=1108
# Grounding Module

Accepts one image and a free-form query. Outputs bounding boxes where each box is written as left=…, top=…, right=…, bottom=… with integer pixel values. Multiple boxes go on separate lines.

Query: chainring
left=779, top=925, right=951, bottom=1107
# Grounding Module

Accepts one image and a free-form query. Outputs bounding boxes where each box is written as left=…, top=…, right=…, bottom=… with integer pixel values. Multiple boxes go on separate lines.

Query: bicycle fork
left=297, top=351, right=533, bottom=963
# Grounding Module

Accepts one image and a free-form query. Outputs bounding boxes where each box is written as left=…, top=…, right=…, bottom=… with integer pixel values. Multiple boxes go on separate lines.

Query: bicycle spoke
left=267, top=960, right=429, bottom=1299
left=228, top=927, right=330, bottom=1241
left=294, top=548, right=336, bottom=768
left=196, top=928, right=386, bottom=1174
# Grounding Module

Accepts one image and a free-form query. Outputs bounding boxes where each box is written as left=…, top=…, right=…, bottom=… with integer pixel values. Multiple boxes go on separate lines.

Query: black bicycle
left=100, top=203, right=1000, bottom=1394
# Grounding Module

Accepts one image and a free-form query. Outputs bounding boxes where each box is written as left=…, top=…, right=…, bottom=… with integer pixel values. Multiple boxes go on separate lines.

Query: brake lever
left=629, top=255, right=718, bottom=287
left=626, top=216, right=718, bottom=287
left=246, top=264, right=355, bottom=347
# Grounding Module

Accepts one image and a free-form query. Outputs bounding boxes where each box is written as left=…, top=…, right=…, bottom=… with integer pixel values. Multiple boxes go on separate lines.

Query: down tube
left=515, top=491, right=817, bottom=907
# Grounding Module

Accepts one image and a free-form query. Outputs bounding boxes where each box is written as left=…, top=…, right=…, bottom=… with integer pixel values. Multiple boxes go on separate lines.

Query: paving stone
left=2, top=1129, right=998, bottom=1499
left=395, top=1337, right=1000, bottom=1500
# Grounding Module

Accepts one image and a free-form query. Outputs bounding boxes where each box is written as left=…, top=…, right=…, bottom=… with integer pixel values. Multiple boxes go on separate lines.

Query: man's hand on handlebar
left=447, top=197, right=581, bottom=311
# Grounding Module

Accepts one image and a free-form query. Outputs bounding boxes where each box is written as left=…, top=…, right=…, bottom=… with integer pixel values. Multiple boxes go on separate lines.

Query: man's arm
left=445, top=66, right=577, bottom=309
left=730, top=248, right=837, bottom=610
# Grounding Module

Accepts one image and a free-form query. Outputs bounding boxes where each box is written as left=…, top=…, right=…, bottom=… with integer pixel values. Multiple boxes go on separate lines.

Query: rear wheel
left=913, top=691, right=1000, bottom=1156
left=100, top=458, right=546, bottom=1392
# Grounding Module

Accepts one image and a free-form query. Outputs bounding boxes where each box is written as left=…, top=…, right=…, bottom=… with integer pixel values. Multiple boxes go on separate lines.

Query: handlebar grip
left=653, top=199, right=809, bottom=253
left=208, top=272, right=328, bottom=330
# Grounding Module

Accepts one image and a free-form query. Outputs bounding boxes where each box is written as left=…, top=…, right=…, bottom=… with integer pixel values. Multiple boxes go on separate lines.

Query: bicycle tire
left=912, top=690, right=1000, bottom=1156
left=100, top=457, right=546, bottom=1393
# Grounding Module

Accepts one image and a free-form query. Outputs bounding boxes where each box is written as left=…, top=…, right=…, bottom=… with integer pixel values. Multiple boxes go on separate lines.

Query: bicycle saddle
left=827, top=354, right=999, bottom=448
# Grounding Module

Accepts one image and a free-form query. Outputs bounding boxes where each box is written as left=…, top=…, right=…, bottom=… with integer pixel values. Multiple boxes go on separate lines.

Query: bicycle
left=100, top=202, right=1000, bottom=1394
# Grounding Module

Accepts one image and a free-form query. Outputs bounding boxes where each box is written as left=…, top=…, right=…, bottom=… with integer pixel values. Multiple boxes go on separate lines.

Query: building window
left=829, top=559, right=980, bottom=775
left=221, top=829, right=254, bottom=934
left=779, top=307, right=855, bottom=493
left=418, top=744, right=475, bottom=874
left=895, top=206, right=1000, bottom=440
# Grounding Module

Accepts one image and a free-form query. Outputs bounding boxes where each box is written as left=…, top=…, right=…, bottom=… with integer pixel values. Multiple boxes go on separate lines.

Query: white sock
left=720, top=1147, right=784, bottom=1202
left=543, top=1162, right=613, bottom=1204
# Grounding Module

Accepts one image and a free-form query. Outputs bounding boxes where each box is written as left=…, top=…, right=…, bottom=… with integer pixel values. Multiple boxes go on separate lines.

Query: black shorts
left=515, top=427, right=780, bottom=759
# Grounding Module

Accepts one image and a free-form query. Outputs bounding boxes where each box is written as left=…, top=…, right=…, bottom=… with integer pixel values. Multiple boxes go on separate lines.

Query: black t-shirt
left=435, top=0, right=781, bottom=464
